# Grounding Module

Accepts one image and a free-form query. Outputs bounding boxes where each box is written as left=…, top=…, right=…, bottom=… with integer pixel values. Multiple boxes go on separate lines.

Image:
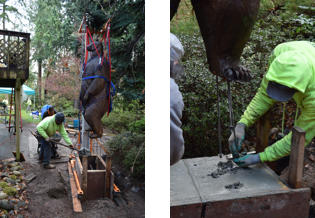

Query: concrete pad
left=183, top=156, right=288, bottom=202
left=171, top=156, right=311, bottom=218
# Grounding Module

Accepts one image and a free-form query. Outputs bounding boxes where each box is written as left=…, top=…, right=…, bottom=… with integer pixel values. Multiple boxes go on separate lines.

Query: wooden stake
left=288, top=126, right=305, bottom=188
left=82, top=155, right=88, bottom=197
left=105, top=156, right=112, bottom=199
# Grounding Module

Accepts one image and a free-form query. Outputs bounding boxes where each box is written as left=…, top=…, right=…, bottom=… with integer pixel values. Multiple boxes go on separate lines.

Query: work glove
left=69, top=144, right=74, bottom=149
left=233, top=154, right=261, bottom=167
left=228, top=123, right=246, bottom=156
left=46, top=137, right=54, bottom=142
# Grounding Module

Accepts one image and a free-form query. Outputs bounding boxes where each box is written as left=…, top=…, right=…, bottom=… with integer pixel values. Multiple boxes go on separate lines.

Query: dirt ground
left=18, top=123, right=145, bottom=218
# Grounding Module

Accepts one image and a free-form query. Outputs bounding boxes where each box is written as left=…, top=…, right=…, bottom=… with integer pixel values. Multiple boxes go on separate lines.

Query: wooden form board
left=288, top=126, right=306, bottom=188
left=68, top=162, right=83, bottom=213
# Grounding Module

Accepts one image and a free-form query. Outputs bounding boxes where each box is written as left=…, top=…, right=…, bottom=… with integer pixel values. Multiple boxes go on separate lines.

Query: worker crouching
left=229, top=41, right=315, bottom=167
left=36, top=112, right=74, bottom=169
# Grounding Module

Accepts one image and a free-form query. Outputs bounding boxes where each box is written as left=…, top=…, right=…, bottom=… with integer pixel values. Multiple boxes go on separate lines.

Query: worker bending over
left=36, top=112, right=73, bottom=169
left=229, top=41, right=315, bottom=167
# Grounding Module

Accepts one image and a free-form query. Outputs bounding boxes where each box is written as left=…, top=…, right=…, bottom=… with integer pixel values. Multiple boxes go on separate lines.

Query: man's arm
left=170, top=79, right=184, bottom=165
left=59, top=124, right=72, bottom=145
left=239, top=76, right=276, bottom=127
left=36, top=119, right=49, bottom=140
left=260, top=111, right=315, bottom=162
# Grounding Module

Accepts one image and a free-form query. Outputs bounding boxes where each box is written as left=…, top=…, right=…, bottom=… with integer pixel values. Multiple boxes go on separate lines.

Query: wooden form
left=68, top=162, right=83, bottom=212
left=288, top=126, right=306, bottom=188
left=69, top=154, right=114, bottom=201
left=256, top=110, right=271, bottom=153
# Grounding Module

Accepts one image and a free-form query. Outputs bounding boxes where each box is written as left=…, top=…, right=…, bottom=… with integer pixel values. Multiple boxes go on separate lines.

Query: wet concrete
left=210, top=160, right=240, bottom=178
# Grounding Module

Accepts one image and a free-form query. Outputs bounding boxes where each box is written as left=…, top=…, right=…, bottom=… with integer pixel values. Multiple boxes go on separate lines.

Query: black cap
left=55, top=112, right=65, bottom=125
left=267, top=81, right=296, bottom=102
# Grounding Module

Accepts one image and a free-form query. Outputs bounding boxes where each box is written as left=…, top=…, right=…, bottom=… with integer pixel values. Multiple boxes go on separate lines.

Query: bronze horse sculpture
left=80, top=41, right=111, bottom=138
left=171, top=0, right=260, bottom=81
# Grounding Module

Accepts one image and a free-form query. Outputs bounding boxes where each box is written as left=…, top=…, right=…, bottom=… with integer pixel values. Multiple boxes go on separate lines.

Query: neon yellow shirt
left=239, top=41, right=315, bottom=162
left=36, top=115, right=72, bottom=145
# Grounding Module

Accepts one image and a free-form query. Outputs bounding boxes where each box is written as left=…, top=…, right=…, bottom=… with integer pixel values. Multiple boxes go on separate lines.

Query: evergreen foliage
left=172, top=0, right=315, bottom=158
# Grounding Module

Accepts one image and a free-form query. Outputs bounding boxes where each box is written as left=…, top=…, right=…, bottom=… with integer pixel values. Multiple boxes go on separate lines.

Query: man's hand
left=228, top=123, right=246, bottom=156
left=46, top=137, right=54, bottom=142
left=233, top=154, right=261, bottom=167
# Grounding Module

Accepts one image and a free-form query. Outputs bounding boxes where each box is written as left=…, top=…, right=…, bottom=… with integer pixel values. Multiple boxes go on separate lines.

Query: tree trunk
left=38, top=59, right=42, bottom=105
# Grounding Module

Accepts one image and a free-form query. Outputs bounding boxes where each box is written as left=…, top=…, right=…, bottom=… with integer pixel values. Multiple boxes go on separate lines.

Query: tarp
left=0, top=85, right=35, bottom=95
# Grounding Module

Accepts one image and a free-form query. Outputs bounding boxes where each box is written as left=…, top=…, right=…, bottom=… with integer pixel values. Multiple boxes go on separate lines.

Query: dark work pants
left=39, top=138, right=51, bottom=165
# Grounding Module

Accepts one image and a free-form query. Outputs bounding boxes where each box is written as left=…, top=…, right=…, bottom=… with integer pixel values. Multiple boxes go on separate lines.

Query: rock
left=9, top=175, right=17, bottom=180
left=0, top=173, right=8, bottom=178
left=1, top=214, right=7, bottom=218
left=17, top=215, right=23, bottom=218
left=20, top=183, right=26, bottom=191
left=24, top=173, right=36, bottom=184
left=12, top=171, right=21, bottom=176
left=0, top=192, right=7, bottom=200
left=0, top=200, right=14, bottom=210
left=17, top=200, right=25, bottom=208
left=10, top=166, right=20, bottom=171
left=8, top=163, right=18, bottom=168
left=5, top=178, right=16, bottom=185
left=0, top=182, right=9, bottom=189
left=3, top=187, right=17, bottom=196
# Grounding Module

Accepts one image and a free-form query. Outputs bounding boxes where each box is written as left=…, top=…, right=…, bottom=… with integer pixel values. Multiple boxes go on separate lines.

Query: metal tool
left=50, top=140, right=79, bottom=152
left=216, top=75, right=223, bottom=158
left=227, top=80, right=239, bottom=159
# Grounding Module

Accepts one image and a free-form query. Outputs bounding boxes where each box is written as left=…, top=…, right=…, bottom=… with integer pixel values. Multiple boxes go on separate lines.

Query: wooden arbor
left=0, top=30, right=30, bottom=161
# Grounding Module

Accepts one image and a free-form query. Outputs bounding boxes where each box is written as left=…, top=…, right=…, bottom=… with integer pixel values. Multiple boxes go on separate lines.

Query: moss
left=3, top=186, right=17, bottom=196
left=9, top=175, right=17, bottom=180
left=0, top=182, right=9, bottom=189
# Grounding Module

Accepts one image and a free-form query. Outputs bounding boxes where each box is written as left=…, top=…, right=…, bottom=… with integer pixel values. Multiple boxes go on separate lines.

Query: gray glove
left=228, top=123, right=246, bottom=155
left=233, top=154, right=261, bottom=167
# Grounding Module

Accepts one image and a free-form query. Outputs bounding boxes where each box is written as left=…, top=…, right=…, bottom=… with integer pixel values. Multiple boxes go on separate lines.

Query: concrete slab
left=170, top=159, right=201, bottom=206
left=0, top=123, right=29, bottom=160
left=171, top=156, right=311, bottom=218
left=183, top=156, right=288, bottom=202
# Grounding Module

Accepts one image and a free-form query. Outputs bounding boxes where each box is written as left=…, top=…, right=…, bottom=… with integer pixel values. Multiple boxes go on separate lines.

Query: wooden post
left=82, top=155, right=88, bottom=198
left=15, top=78, right=21, bottom=162
left=256, top=110, right=271, bottom=153
left=288, top=126, right=305, bottom=188
left=105, top=156, right=112, bottom=199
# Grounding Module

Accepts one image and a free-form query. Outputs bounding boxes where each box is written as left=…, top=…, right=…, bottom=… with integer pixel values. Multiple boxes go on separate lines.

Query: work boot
left=43, top=164, right=56, bottom=169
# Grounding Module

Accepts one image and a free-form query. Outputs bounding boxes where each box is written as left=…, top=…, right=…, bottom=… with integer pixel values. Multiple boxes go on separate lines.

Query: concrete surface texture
left=171, top=156, right=289, bottom=206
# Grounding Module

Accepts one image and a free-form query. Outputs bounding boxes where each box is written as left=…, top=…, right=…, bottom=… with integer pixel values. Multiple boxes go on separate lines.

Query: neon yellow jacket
left=36, top=115, right=72, bottom=145
left=239, top=41, right=315, bottom=162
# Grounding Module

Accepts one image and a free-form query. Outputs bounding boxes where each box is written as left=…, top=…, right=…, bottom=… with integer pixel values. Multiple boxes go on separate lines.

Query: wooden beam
left=105, top=156, right=112, bottom=199
left=15, top=78, right=21, bottom=162
left=256, top=110, right=271, bottom=153
left=82, top=155, right=88, bottom=198
left=68, top=162, right=83, bottom=212
left=288, top=126, right=306, bottom=189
